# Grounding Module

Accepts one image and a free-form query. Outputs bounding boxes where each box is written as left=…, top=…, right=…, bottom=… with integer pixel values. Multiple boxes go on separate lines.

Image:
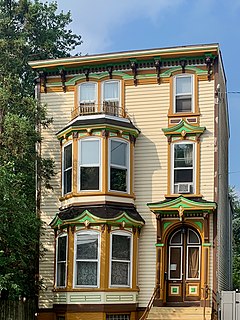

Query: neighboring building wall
left=216, top=58, right=232, bottom=291
left=39, top=91, right=74, bottom=308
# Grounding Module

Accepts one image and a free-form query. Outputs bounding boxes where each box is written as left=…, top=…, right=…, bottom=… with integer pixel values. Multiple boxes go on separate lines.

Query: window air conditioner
left=177, top=183, right=191, bottom=193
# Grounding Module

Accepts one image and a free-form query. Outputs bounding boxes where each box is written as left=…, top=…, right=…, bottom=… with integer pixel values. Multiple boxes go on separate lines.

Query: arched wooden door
left=166, top=227, right=201, bottom=303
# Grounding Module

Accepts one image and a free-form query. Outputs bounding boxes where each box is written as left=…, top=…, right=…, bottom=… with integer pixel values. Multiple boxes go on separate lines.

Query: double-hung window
left=174, top=75, right=193, bottom=113
left=63, top=143, right=72, bottom=195
left=109, top=139, right=129, bottom=193
left=173, top=142, right=195, bottom=194
left=102, top=80, right=120, bottom=116
left=110, top=232, right=132, bottom=287
left=79, top=139, right=101, bottom=191
left=79, top=82, right=97, bottom=113
left=56, top=234, right=67, bottom=287
left=75, top=231, right=100, bottom=287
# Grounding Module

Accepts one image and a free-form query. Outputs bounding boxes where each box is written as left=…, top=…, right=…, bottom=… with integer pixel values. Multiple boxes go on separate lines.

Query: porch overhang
left=147, top=196, right=216, bottom=218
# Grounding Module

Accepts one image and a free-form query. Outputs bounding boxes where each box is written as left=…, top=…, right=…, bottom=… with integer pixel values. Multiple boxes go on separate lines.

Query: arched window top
left=187, top=229, right=200, bottom=244
left=169, top=229, right=182, bottom=245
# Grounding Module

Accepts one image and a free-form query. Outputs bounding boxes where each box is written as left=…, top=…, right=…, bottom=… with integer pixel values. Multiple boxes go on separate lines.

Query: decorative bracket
left=154, top=58, right=161, bottom=84
left=178, top=206, right=184, bottom=221
left=130, top=60, right=138, bottom=86
left=39, top=70, right=47, bottom=93
left=107, top=66, right=113, bottom=79
left=180, top=59, right=187, bottom=73
left=205, top=55, right=214, bottom=81
left=129, top=134, right=136, bottom=146
left=84, top=68, right=90, bottom=82
left=59, top=69, right=66, bottom=92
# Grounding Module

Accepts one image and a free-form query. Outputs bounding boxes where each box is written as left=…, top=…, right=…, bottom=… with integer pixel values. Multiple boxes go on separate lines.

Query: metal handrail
left=139, top=285, right=160, bottom=320
left=202, top=284, right=210, bottom=320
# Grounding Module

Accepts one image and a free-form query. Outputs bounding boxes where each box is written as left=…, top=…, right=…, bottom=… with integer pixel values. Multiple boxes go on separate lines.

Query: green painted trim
left=161, top=66, right=208, bottom=77
left=57, top=124, right=139, bottom=140
left=193, top=221, right=203, bottom=230
left=50, top=209, right=144, bottom=229
left=202, top=243, right=212, bottom=247
left=155, top=243, right=164, bottom=247
left=162, top=120, right=206, bottom=136
left=163, top=222, right=172, bottom=230
left=147, top=195, right=216, bottom=212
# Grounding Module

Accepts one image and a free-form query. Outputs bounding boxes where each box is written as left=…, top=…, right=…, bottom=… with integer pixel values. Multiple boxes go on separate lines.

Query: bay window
left=109, top=139, right=129, bottom=193
left=174, top=75, right=193, bottom=113
left=56, top=234, right=67, bottom=288
left=74, top=231, right=100, bottom=287
left=172, top=142, right=195, bottom=194
left=79, top=139, right=101, bottom=191
left=110, top=232, right=132, bottom=287
left=63, top=143, right=72, bottom=195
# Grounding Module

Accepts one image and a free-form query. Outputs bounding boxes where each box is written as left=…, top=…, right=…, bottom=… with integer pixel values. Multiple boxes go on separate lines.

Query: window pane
left=64, top=169, right=72, bottom=194
left=170, top=230, right=182, bottom=244
left=111, top=141, right=127, bottom=166
left=188, top=230, right=200, bottom=244
left=188, top=247, right=200, bottom=278
left=81, top=140, right=99, bottom=165
left=80, top=83, right=96, bottom=102
left=174, top=169, right=193, bottom=183
left=104, top=81, right=119, bottom=100
left=76, top=261, right=97, bottom=286
left=169, top=247, right=181, bottom=279
left=176, top=96, right=192, bottom=112
left=110, top=168, right=127, bottom=192
left=57, top=236, right=67, bottom=261
left=111, top=261, right=129, bottom=286
left=176, top=76, right=192, bottom=94
left=174, top=144, right=193, bottom=168
left=64, top=144, right=72, bottom=170
left=76, top=234, right=98, bottom=260
left=112, top=235, right=131, bottom=260
left=81, top=167, right=99, bottom=190
left=57, top=262, right=66, bottom=287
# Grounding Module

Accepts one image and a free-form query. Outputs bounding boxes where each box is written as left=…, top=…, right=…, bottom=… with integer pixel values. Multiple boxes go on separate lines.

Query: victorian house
left=30, top=43, right=232, bottom=320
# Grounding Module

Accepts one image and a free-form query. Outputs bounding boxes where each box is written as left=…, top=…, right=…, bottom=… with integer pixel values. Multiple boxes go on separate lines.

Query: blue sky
left=54, top=0, right=240, bottom=194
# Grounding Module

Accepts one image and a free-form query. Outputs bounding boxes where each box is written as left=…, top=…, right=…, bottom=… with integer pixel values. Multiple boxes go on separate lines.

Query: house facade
left=30, top=44, right=232, bottom=320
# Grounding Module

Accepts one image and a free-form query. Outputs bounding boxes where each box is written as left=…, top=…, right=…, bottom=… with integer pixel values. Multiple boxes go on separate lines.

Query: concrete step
left=147, top=307, right=211, bottom=320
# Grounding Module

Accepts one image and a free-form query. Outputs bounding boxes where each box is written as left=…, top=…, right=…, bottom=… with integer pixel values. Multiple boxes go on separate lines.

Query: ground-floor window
left=106, top=314, right=130, bottom=320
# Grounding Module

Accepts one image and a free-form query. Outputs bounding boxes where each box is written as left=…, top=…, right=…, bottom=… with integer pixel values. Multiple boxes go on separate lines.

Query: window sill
left=168, top=112, right=200, bottom=118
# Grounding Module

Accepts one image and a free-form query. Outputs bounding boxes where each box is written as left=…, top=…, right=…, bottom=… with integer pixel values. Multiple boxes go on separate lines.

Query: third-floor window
left=174, top=75, right=193, bottom=113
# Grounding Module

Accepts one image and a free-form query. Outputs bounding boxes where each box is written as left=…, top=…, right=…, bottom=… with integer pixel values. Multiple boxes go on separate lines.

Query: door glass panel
left=170, top=230, right=182, bottom=244
left=187, top=246, right=200, bottom=279
left=169, top=247, right=182, bottom=279
left=188, top=229, right=200, bottom=244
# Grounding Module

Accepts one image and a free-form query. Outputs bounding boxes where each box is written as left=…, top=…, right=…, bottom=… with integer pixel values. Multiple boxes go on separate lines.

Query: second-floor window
left=74, top=231, right=100, bottom=287
left=109, top=139, right=129, bottom=193
left=174, top=75, right=193, bottom=113
left=56, top=234, right=67, bottom=288
left=172, top=142, right=195, bottom=194
left=79, top=139, right=101, bottom=191
left=63, top=143, right=72, bottom=195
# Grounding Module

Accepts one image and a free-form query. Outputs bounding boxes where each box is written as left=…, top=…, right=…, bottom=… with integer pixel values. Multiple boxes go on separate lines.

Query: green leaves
left=0, top=0, right=81, bottom=299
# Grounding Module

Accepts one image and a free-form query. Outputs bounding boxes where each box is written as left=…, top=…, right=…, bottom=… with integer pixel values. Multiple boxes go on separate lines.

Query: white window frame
left=62, top=141, right=72, bottom=196
left=173, top=74, right=194, bottom=113
left=55, top=233, right=68, bottom=288
left=186, top=245, right=201, bottom=280
left=171, top=141, right=196, bottom=194
left=78, top=138, right=102, bottom=192
left=78, top=82, right=97, bottom=105
left=73, top=230, right=100, bottom=288
left=102, top=80, right=120, bottom=104
left=108, top=138, right=130, bottom=193
left=109, top=230, right=132, bottom=288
